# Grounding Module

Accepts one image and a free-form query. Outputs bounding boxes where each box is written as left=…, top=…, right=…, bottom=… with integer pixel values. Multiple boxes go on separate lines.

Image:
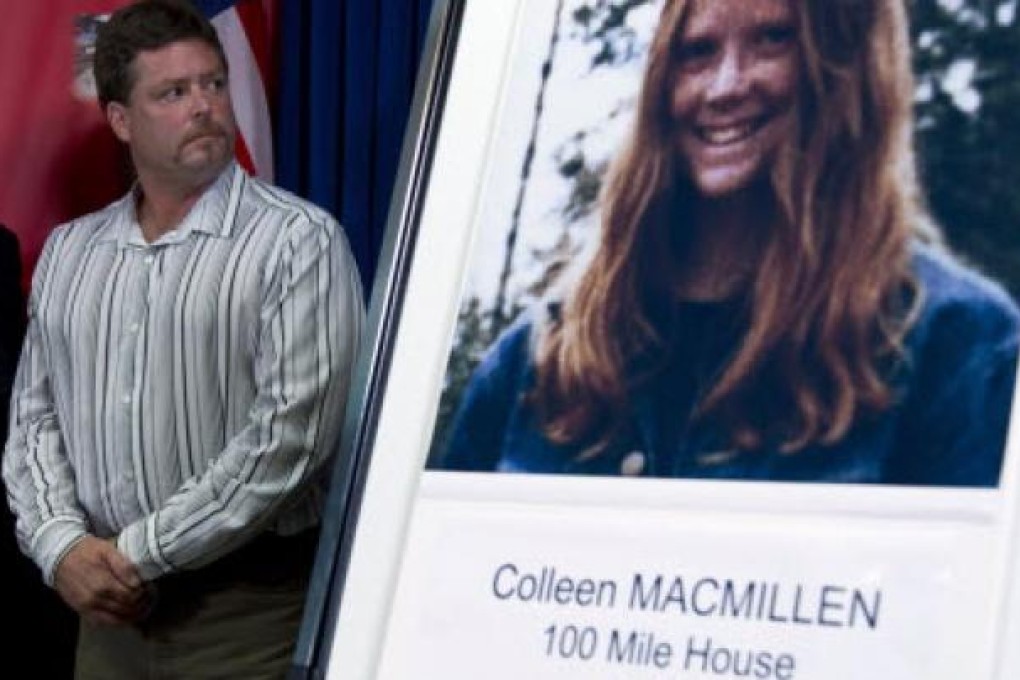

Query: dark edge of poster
left=288, top=1, right=466, bottom=677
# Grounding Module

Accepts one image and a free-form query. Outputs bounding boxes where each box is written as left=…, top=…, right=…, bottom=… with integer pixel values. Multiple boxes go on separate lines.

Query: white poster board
left=295, top=1, right=1020, bottom=678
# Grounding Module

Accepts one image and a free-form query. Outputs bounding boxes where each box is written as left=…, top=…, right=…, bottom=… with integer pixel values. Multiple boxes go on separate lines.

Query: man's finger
left=100, top=541, right=143, bottom=590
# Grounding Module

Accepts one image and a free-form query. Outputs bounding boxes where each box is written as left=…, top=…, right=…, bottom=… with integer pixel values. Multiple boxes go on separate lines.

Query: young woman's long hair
left=533, top=0, right=930, bottom=452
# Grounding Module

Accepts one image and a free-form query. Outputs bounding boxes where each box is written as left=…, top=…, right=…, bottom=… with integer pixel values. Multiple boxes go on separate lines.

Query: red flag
left=0, top=1, right=134, bottom=289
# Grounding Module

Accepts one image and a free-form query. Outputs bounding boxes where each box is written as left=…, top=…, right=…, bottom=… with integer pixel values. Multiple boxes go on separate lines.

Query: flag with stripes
left=193, top=0, right=275, bottom=181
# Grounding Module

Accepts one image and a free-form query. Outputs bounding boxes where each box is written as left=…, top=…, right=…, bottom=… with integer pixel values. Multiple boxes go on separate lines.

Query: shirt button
left=144, top=254, right=155, bottom=265
left=129, top=322, right=140, bottom=333
left=620, top=451, right=646, bottom=476
left=121, top=394, right=132, bottom=405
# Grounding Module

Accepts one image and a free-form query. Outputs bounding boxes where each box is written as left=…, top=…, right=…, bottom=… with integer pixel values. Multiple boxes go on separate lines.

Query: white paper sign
left=373, top=478, right=1006, bottom=680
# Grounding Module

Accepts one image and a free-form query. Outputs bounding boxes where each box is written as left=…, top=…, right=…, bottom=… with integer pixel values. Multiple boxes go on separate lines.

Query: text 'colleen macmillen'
left=491, top=563, right=882, bottom=630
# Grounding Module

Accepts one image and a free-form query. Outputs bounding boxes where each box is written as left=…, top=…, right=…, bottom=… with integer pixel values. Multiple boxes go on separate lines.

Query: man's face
left=669, top=0, right=800, bottom=199
left=107, top=39, right=236, bottom=193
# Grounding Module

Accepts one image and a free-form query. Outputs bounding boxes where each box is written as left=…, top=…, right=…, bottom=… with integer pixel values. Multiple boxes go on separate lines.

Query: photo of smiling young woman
left=433, top=0, right=1020, bottom=485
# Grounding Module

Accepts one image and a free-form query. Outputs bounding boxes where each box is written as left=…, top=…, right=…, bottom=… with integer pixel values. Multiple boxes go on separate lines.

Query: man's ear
left=106, top=102, right=131, bottom=143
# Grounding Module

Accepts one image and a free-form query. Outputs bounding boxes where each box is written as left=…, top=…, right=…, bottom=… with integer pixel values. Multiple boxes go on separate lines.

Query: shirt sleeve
left=2, top=232, right=90, bottom=585
left=440, top=319, right=532, bottom=472
left=888, top=287, right=1020, bottom=487
left=116, top=216, right=364, bottom=580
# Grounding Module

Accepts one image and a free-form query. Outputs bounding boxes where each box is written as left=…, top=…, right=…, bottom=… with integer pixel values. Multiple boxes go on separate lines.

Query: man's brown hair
left=93, top=0, right=226, bottom=108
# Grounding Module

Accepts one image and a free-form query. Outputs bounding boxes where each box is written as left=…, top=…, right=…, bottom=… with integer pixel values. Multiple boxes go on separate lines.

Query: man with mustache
left=2, top=1, right=364, bottom=677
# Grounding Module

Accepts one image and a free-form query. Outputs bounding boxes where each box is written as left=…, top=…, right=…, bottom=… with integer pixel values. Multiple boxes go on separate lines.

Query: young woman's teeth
left=700, top=123, right=754, bottom=144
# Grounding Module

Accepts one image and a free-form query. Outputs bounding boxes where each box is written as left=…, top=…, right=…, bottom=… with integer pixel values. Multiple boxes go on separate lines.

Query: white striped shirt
left=3, top=163, right=363, bottom=582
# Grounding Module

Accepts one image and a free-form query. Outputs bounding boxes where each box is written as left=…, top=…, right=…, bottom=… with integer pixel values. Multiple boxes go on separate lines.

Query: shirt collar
left=91, top=162, right=246, bottom=249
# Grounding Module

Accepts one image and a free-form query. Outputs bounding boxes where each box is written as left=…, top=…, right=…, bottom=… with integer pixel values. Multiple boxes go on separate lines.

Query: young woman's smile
left=669, top=0, right=800, bottom=198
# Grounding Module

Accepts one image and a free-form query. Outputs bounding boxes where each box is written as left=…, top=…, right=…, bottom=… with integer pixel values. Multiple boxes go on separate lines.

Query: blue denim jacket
left=439, top=245, right=1019, bottom=486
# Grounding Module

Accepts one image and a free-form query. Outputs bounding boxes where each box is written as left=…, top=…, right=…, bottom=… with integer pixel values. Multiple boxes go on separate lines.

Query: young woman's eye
left=756, top=24, right=796, bottom=53
left=673, top=38, right=716, bottom=70
left=207, top=75, right=227, bottom=92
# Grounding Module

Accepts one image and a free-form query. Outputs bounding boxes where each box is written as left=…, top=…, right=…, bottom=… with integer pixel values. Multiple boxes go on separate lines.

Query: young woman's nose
left=705, top=46, right=749, bottom=104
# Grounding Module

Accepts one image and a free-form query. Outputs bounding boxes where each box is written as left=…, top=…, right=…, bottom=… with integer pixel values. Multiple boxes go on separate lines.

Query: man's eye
left=201, top=75, right=228, bottom=92
left=160, top=86, right=185, bottom=101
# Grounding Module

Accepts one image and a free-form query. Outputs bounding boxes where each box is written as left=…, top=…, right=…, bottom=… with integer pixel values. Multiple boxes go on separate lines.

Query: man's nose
left=190, top=87, right=213, bottom=117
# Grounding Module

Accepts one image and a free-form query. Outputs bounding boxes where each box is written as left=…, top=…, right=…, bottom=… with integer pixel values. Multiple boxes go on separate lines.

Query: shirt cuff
left=33, top=518, right=88, bottom=586
left=117, top=517, right=172, bottom=581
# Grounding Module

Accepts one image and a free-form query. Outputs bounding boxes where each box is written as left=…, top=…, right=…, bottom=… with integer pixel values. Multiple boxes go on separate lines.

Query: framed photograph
left=293, top=0, right=1020, bottom=678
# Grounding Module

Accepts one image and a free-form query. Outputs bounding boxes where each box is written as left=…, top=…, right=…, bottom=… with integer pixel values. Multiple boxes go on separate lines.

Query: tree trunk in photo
left=491, top=0, right=567, bottom=337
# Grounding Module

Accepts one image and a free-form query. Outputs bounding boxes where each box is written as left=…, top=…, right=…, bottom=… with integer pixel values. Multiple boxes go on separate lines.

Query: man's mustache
left=181, top=124, right=228, bottom=145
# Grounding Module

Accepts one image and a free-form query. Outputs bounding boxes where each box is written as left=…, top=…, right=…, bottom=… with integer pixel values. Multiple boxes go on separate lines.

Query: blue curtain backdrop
left=275, top=0, right=437, bottom=288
